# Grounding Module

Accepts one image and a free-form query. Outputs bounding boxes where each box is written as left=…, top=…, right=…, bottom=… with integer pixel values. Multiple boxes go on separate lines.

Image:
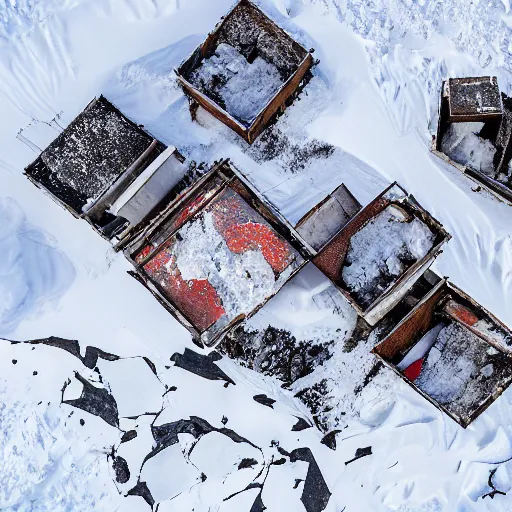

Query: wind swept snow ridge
left=0, top=198, right=74, bottom=335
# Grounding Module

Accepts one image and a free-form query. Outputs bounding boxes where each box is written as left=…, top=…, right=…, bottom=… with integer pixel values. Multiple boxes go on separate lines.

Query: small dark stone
left=113, top=456, right=130, bottom=484
left=12, top=359, right=17, bottom=365
left=121, top=430, right=138, bottom=443
left=345, top=446, right=372, bottom=465
left=320, top=430, right=341, bottom=451
left=221, top=416, right=228, bottom=425
left=80, top=419, right=85, bottom=426
left=238, top=458, right=258, bottom=470
left=253, top=394, right=276, bottom=409
left=33, top=371, right=38, bottom=376
left=292, top=417, right=312, bottom=432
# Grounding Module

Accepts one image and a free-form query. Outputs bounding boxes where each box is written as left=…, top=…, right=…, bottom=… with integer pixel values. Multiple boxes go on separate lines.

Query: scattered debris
left=344, top=447, right=372, bottom=465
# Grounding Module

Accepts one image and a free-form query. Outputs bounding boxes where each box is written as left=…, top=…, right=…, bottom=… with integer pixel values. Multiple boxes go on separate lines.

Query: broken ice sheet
left=189, top=43, right=283, bottom=125
left=342, top=204, right=435, bottom=309
left=441, top=122, right=497, bottom=176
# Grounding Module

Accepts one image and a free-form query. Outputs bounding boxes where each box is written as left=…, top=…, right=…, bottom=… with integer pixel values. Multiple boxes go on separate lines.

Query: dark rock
left=320, top=430, right=341, bottom=451
left=12, top=359, right=17, bottom=364
left=345, top=447, right=372, bottom=465
left=292, top=417, right=312, bottom=432
left=121, top=430, right=138, bottom=443
left=238, top=458, right=258, bottom=470
left=113, top=456, right=130, bottom=484
left=170, top=348, right=235, bottom=385
left=147, top=416, right=259, bottom=463
left=80, top=419, right=85, bottom=426
left=127, top=481, right=154, bottom=508
left=249, top=490, right=266, bottom=512
left=290, top=448, right=331, bottom=512
left=253, top=394, right=276, bottom=409
left=63, top=372, right=119, bottom=428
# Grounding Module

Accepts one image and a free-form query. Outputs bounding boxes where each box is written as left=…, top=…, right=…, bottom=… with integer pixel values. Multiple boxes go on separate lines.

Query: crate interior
left=136, top=169, right=307, bottom=343
left=314, top=185, right=447, bottom=311
left=179, top=1, right=308, bottom=127
left=375, top=283, right=512, bottom=426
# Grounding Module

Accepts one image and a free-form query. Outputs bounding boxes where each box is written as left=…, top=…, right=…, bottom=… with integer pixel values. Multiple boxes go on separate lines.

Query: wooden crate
left=176, top=0, right=314, bottom=144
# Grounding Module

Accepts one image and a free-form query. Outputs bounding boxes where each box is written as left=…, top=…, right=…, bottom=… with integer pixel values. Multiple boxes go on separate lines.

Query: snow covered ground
left=2, top=0, right=512, bottom=510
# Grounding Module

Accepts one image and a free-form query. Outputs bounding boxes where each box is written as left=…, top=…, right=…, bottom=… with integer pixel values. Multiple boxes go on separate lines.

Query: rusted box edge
left=372, top=279, right=512, bottom=427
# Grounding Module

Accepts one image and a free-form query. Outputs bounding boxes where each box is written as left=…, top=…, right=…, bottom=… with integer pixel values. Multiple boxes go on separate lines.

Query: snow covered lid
left=448, top=77, right=503, bottom=122
left=25, top=96, right=157, bottom=215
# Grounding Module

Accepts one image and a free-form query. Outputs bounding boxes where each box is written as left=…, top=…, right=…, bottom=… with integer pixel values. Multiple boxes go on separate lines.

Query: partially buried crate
left=176, top=0, right=314, bottom=144
left=125, top=159, right=313, bottom=347
left=313, top=183, right=451, bottom=326
left=373, top=279, right=512, bottom=427
left=432, top=76, right=512, bottom=205
left=24, top=96, right=187, bottom=241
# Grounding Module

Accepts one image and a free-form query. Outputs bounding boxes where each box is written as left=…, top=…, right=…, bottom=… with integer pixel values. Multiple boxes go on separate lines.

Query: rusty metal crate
left=313, top=182, right=451, bottom=326
left=176, top=0, right=314, bottom=144
left=24, top=96, right=186, bottom=240
left=126, top=159, right=314, bottom=347
left=373, top=279, right=512, bottom=427
left=432, top=77, right=512, bottom=205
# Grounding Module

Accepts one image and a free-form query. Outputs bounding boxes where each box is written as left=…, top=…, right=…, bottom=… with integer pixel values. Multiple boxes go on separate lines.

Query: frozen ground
left=2, top=0, right=512, bottom=511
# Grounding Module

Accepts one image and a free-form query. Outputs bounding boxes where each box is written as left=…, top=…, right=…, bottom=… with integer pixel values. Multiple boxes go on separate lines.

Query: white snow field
left=1, top=0, right=512, bottom=511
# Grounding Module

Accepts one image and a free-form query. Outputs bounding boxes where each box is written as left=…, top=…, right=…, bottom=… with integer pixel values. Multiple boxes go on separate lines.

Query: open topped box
left=313, top=183, right=451, bottom=326
left=24, top=96, right=187, bottom=240
left=373, top=279, right=512, bottom=427
left=177, top=0, right=314, bottom=144
left=432, top=76, right=512, bottom=205
left=126, top=160, right=313, bottom=347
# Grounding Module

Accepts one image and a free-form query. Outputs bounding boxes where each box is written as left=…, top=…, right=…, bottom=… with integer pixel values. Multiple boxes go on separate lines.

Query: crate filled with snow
left=313, top=183, right=450, bottom=326
left=373, top=280, right=512, bottom=427
left=433, top=77, right=512, bottom=204
left=126, top=161, right=311, bottom=347
left=177, top=0, right=313, bottom=143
